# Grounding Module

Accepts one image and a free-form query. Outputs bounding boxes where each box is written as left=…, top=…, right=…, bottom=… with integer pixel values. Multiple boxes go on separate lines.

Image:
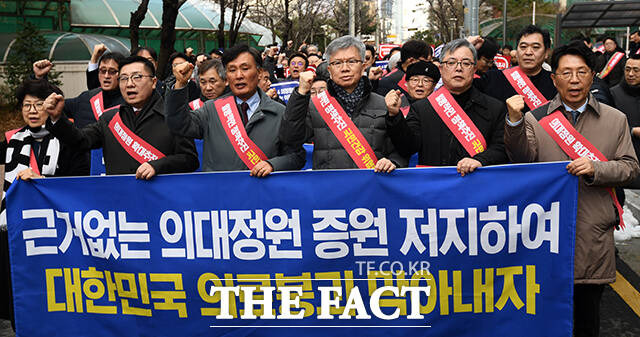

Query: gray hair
left=388, top=52, right=402, bottom=70
left=198, top=58, right=226, bottom=81
left=440, top=38, right=478, bottom=63
left=324, top=36, right=366, bottom=61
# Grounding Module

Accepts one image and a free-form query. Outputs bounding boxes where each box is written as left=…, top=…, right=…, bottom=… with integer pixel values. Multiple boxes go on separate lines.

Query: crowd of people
left=1, top=23, right=639, bottom=337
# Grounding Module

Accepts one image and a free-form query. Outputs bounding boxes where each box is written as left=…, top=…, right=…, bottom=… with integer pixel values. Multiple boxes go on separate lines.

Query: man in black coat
left=385, top=38, right=508, bottom=176
left=474, top=25, right=557, bottom=111
left=612, top=54, right=640, bottom=176
left=44, top=56, right=199, bottom=178
left=376, top=40, right=432, bottom=96
left=601, top=36, right=627, bottom=88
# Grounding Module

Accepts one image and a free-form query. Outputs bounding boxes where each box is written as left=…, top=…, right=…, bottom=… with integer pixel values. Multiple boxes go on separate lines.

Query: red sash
left=311, top=91, right=378, bottom=169
left=107, top=112, right=166, bottom=164
left=5, top=129, right=40, bottom=175
left=503, top=66, right=548, bottom=110
left=539, top=110, right=625, bottom=229
left=214, top=96, right=268, bottom=169
left=599, top=52, right=624, bottom=79
left=397, top=74, right=408, bottom=92
left=189, top=98, right=204, bottom=110
left=90, top=91, right=120, bottom=121
left=427, top=87, right=487, bottom=156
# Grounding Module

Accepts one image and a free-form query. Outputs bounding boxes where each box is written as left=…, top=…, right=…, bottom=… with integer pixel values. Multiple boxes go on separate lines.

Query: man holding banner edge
left=385, top=39, right=508, bottom=176
left=280, top=35, right=406, bottom=171
left=504, top=41, right=639, bottom=337
left=43, top=56, right=199, bottom=180
left=165, top=44, right=305, bottom=176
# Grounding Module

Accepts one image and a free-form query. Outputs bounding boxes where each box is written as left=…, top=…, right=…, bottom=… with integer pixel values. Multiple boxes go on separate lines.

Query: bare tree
left=228, top=0, right=251, bottom=45
left=217, top=0, right=226, bottom=48
left=158, top=0, right=187, bottom=80
left=217, top=0, right=251, bottom=48
left=249, top=0, right=282, bottom=44
left=129, top=0, right=150, bottom=51
left=426, top=0, right=463, bottom=42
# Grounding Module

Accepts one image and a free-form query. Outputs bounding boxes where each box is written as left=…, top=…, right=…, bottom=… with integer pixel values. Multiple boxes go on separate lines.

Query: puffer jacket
left=280, top=78, right=408, bottom=169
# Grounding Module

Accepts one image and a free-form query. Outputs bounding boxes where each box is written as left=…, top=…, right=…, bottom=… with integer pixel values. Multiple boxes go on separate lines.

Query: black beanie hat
left=405, top=60, right=440, bottom=83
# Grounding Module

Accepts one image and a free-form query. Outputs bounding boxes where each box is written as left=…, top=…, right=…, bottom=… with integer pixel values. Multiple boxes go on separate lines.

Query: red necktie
left=240, top=102, right=250, bottom=126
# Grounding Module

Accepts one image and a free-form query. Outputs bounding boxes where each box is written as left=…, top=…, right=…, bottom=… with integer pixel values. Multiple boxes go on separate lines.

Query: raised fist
left=505, top=95, right=525, bottom=123
left=297, top=71, right=316, bottom=95
left=385, top=90, right=402, bottom=116
left=91, top=44, right=108, bottom=63
left=368, top=66, right=383, bottom=81
left=33, top=59, right=53, bottom=79
left=173, top=62, right=194, bottom=89
left=44, top=92, right=65, bottom=121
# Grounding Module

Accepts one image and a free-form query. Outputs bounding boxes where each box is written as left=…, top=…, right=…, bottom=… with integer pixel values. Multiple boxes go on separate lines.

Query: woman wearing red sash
left=1, top=79, right=87, bottom=331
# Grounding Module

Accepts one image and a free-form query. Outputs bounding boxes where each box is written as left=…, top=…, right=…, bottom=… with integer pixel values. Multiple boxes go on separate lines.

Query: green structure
left=0, top=0, right=280, bottom=62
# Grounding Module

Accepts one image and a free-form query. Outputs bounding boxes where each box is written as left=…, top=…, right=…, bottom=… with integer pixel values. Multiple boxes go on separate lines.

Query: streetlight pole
left=349, top=0, right=356, bottom=36
left=503, top=0, right=507, bottom=46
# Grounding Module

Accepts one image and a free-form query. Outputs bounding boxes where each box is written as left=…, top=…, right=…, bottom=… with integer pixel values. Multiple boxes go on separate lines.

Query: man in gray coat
left=165, top=44, right=305, bottom=176
left=280, top=35, right=407, bottom=171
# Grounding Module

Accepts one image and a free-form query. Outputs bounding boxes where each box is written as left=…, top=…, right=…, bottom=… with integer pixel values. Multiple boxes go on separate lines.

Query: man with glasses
left=386, top=38, right=508, bottom=175
left=33, top=52, right=126, bottom=174
left=475, top=37, right=500, bottom=76
left=377, top=39, right=432, bottom=96
left=611, top=54, right=640, bottom=187
left=165, top=43, right=304, bottom=176
left=280, top=35, right=406, bottom=171
left=385, top=60, right=440, bottom=117
left=285, top=53, right=308, bottom=81
left=43, top=56, right=199, bottom=179
left=476, top=25, right=557, bottom=114
left=505, top=42, right=639, bottom=337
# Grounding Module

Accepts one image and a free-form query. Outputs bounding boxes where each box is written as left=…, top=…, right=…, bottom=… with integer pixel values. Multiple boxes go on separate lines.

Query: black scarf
left=330, top=78, right=366, bottom=116
left=1, top=126, right=60, bottom=227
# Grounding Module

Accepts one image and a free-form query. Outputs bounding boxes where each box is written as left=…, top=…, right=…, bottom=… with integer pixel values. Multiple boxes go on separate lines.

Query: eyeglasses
left=625, top=67, right=640, bottom=74
left=329, top=59, right=363, bottom=68
left=442, top=59, right=476, bottom=69
left=554, top=70, right=591, bottom=80
left=119, top=73, right=154, bottom=83
left=408, top=77, right=434, bottom=86
left=291, top=61, right=305, bottom=66
left=99, top=68, right=119, bottom=75
left=22, top=102, right=45, bottom=111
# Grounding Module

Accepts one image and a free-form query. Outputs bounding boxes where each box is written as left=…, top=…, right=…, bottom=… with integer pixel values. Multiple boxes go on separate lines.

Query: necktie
left=240, top=102, right=250, bottom=126
left=570, top=110, right=579, bottom=124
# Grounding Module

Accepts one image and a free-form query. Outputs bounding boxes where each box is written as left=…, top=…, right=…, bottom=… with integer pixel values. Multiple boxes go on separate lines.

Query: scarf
left=330, top=78, right=365, bottom=116
left=0, top=126, right=60, bottom=227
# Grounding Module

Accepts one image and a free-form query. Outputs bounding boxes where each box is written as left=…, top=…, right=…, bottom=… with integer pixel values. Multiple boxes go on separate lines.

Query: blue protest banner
left=375, top=60, right=389, bottom=69
left=6, top=162, right=576, bottom=337
left=270, top=81, right=298, bottom=104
